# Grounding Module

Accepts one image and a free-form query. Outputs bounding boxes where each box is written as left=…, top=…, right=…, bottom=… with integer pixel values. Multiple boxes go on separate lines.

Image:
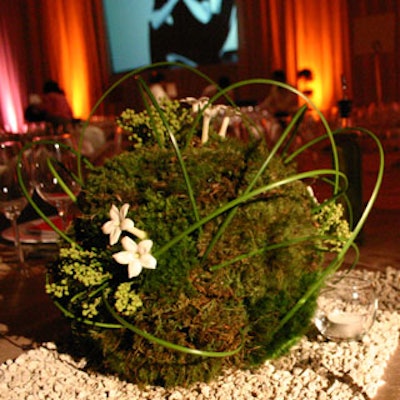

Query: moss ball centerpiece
left=30, top=70, right=375, bottom=389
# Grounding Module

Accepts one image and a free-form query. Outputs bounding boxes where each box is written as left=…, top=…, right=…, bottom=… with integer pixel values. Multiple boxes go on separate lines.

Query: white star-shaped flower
left=102, top=204, right=146, bottom=245
left=112, top=236, right=157, bottom=278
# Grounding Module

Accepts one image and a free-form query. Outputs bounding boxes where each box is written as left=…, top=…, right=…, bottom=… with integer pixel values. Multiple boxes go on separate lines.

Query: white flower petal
left=109, top=204, right=120, bottom=221
left=112, top=250, right=133, bottom=265
left=120, top=203, right=130, bottom=219
left=140, top=254, right=157, bottom=270
left=102, top=220, right=115, bottom=235
left=109, top=229, right=121, bottom=246
left=129, top=226, right=147, bottom=240
left=120, top=218, right=134, bottom=231
left=121, top=236, right=138, bottom=252
left=138, top=239, right=153, bottom=255
left=128, top=260, right=143, bottom=278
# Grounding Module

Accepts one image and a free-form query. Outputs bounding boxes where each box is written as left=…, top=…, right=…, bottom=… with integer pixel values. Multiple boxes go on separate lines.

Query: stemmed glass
left=32, top=134, right=80, bottom=231
left=0, top=138, right=32, bottom=275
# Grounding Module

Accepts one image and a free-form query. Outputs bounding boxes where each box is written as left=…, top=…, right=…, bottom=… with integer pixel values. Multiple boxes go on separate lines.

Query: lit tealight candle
left=327, top=311, right=364, bottom=339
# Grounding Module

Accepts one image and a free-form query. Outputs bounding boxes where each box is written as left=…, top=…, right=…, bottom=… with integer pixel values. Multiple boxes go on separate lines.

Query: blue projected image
left=103, top=0, right=239, bottom=73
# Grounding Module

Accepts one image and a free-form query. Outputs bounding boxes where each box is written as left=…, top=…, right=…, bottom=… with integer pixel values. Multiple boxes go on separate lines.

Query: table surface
left=375, top=351, right=400, bottom=400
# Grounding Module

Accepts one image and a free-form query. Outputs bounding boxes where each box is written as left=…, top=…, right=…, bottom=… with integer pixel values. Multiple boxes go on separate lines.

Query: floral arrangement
left=19, top=63, right=383, bottom=388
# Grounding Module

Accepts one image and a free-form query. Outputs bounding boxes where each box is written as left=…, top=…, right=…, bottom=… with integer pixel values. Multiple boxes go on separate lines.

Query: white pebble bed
left=1, top=267, right=399, bottom=400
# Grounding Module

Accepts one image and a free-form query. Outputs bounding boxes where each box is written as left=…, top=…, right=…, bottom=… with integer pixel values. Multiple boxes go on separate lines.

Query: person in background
left=201, top=75, right=234, bottom=103
left=258, top=70, right=298, bottom=118
left=24, top=93, right=46, bottom=123
left=41, top=80, right=74, bottom=126
left=297, top=68, right=314, bottom=100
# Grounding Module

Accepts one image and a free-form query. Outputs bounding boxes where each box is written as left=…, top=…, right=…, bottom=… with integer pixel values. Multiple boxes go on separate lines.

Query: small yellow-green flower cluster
left=314, top=202, right=351, bottom=251
left=114, top=281, right=143, bottom=316
left=46, top=278, right=69, bottom=298
left=117, top=99, right=194, bottom=147
left=81, top=297, right=102, bottom=319
left=46, top=246, right=112, bottom=299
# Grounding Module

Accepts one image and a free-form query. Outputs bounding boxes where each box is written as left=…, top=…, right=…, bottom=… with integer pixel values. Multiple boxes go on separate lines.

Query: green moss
left=51, top=134, right=333, bottom=387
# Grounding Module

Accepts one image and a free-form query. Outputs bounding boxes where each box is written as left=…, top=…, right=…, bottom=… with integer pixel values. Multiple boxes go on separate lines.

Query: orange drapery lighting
left=0, top=1, right=354, bottom=130
left=237, top=0, right=351, bottom=111
left=285, top=0, right=351, bottom=111
left=41, top=0, right=93, bottom=119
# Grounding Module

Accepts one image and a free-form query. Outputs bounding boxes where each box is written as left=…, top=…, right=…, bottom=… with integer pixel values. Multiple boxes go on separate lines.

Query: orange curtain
left=288, top=0, right=351, bottom=111
left=0, top=0, right=377, bottom=130
left=0, top=0, right=109, bottom=131
left=40, top=0, right=108, bottom=119
left=236, top=0, right=289, bottom=101
left=238, top=0, right=351, bottom=111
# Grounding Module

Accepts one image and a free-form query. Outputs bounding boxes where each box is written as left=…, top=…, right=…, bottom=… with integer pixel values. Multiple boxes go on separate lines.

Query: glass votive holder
left=314, top=274, right=378, bottom=341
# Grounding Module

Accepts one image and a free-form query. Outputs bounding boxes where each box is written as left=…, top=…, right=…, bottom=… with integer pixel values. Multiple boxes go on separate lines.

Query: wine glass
left=32, top=133, right=80, bottom=230
left=0, top=138, right=32, bottom=275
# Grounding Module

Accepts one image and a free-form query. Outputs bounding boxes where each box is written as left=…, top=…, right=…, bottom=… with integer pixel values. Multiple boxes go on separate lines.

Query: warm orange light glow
left=1, top=1, right=353, bottom=130
left=285, top=0, right=351, bottom=112
left=63, top=2, right=91, bottom=119
left=43, top=0, right=92, bottom=120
